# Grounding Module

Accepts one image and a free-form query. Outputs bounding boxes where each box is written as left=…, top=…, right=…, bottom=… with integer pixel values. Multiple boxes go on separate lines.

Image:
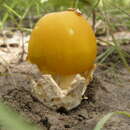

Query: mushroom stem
left=52, top=64, right=96, bottom=90
left=52, top=74, right=76, bottom=89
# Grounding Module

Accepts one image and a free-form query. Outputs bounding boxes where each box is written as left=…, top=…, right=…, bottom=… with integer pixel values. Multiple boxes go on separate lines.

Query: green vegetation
left=0, top=102, right=40, bottom=130
left=94, top=111, right=130, bottom=130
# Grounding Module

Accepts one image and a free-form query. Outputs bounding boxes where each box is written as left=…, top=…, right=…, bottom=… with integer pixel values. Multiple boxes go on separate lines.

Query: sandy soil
left=0, top=61, right=130, bottom=130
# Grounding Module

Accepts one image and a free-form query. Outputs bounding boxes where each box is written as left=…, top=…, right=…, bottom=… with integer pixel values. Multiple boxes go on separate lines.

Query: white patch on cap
left=69, top=28, right=75, bottom=35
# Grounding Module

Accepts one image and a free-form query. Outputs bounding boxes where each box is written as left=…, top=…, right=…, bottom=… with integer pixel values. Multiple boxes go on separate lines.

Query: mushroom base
left=31, top=65, right=96, bottom=111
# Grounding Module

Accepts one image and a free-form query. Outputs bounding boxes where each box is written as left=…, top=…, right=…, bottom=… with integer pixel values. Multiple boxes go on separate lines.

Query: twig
left=92, top=9, right=96, bottom=32
left=19, top=31, right=25, bottom=62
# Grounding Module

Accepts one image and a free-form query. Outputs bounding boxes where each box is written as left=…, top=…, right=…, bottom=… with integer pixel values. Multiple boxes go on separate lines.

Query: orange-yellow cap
left=28, top=10, right=97, bottom=75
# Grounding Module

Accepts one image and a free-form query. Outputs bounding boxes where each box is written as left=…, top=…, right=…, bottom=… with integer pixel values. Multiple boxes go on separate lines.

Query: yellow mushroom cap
left=28, top=10, right=97, bottom=75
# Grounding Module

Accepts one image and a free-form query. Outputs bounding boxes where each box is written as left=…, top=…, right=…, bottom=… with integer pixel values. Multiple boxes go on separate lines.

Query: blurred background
left=0, top=0, right=130, bottom=30
left=0, top=0, right=130, bottom=68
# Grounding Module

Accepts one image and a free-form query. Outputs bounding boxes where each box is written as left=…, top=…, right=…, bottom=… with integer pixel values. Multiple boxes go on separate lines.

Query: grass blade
left=94, top=111, right=130, bottom=130
left=0, top=102, right=40, bottom=130
left=3, top=3, right=22, bottom=19
left=94, top=112, right=114, bottom=130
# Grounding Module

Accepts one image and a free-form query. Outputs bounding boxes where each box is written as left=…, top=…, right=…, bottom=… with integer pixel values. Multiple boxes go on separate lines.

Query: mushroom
left=28, top=9, right=97, bottom=110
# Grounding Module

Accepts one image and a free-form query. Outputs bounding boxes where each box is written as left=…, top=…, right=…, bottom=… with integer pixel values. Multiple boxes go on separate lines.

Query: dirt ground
left=0, top=31, right=130, bottom=130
